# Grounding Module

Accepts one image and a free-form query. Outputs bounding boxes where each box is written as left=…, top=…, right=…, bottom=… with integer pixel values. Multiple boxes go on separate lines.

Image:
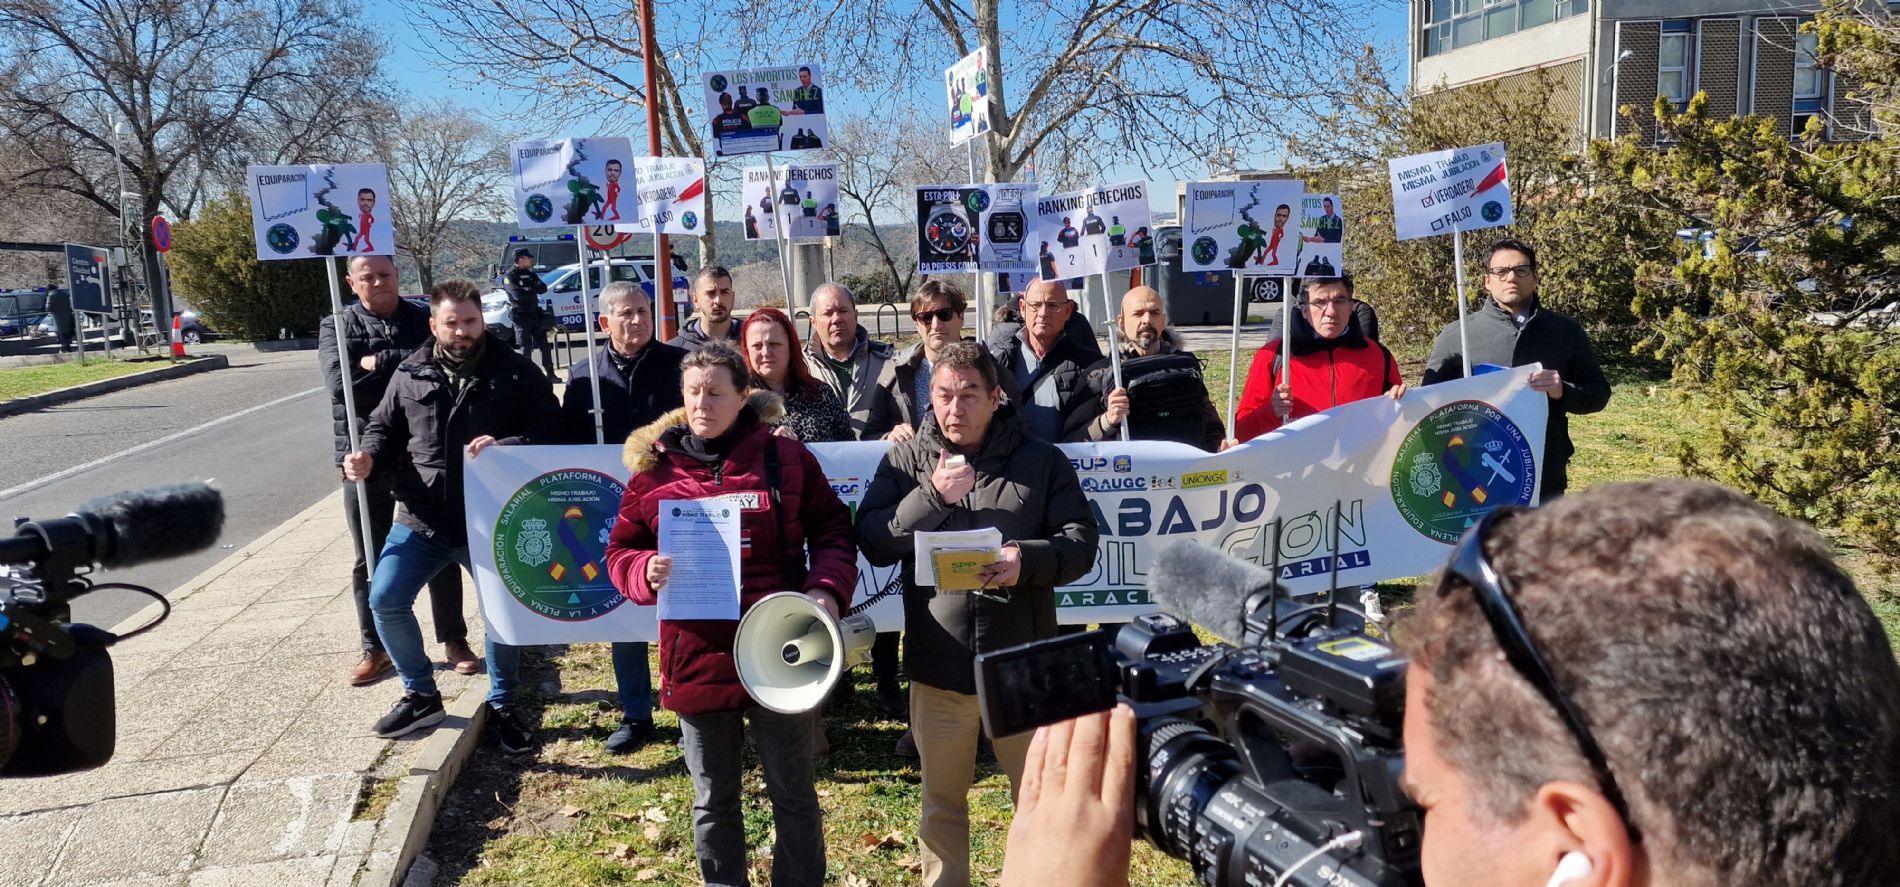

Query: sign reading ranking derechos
left=1387, top=142, right=1514, bottom=241
left=246, top=164, right=395, bottom=261
left=742, top=163, right=838, bottom=241
left=1034, top=180, right=1154, bottom=280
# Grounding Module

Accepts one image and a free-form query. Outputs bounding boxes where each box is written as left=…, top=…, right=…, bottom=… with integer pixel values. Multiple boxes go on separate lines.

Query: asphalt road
left=0, top=345, right=340, bottom=629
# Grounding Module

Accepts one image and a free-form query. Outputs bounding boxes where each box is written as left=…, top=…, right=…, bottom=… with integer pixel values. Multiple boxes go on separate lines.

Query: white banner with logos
left=464, top=368, right=1547, bottom=644
left=1388, top=142, right=1514, bottom=241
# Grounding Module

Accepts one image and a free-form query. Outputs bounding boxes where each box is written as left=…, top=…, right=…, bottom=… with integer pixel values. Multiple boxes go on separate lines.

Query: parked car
left=482, top=258, right=679, bottom=335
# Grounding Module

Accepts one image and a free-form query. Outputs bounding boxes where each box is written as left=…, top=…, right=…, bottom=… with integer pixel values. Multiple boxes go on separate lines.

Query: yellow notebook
left=931, top=549, right=998, bottom=591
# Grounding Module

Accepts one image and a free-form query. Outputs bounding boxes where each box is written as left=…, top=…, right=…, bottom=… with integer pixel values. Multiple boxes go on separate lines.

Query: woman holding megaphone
left=606, top=342, right=858, bottom=887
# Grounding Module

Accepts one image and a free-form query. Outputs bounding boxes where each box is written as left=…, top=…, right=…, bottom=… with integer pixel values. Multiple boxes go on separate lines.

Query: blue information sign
left=64, top=244, right=112, bottom=313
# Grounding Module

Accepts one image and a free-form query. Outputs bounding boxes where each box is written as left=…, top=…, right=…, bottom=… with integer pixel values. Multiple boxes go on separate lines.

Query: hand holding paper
left=657, top=500, right=742, bottom=621
left=976, top=543, right=1023, bottom=588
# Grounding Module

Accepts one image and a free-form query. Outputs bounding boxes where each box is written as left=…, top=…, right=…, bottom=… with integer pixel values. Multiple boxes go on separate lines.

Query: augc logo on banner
left=493, top=469, right=629, bottom=620
left=1390, top=400, right=1537, bottom=543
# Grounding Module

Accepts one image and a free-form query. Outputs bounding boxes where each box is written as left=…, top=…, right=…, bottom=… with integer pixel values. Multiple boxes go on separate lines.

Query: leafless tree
left=378, top=99, right=511, bottom=290
left=0, top=0, right=386, bottom=314
left=828, top=113, right=968, bottom=298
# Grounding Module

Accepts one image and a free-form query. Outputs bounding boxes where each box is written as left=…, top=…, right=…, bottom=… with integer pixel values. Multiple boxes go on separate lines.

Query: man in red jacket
left=1230, top=274, right=1404, bottom=445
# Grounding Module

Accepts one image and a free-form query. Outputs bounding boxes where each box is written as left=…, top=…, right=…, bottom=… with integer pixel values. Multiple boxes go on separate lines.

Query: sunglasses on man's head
left=1437, top=506, right=1642, bottom=842
left=913, top=307, right=958, bottom=324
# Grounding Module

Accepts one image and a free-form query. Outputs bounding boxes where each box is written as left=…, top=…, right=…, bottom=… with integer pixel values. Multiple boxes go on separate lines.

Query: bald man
left=986, top=279, right=1104, bottom=442
left=1067, top=287, right=1226, bottom=450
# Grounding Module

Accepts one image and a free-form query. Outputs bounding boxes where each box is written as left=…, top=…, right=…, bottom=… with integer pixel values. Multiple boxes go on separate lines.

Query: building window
left=1794, top=31, right=1823, bottom=99
left=1421, top=0, right=1586, bottom=57
left=1658, top=32, right=1691, bottom=105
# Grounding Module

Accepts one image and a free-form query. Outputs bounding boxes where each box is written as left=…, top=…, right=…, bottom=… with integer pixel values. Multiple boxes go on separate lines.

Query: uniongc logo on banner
left=493, top=469, right=629, bottom=621
left=1391, top=400, right=1537, bottom=544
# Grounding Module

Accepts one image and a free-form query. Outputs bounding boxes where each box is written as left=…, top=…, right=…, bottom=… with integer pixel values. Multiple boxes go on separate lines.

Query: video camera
left=0, top=483, right=224, bottom=776
left=975, top=508, right=1422, bottom=887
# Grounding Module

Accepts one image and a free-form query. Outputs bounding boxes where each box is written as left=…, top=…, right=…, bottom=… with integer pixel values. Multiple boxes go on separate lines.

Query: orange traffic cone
left=170, top=314, right=187, bottom=358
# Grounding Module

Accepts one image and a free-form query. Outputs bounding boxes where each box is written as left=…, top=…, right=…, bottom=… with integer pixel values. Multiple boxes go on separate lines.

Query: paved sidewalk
left=0, top=491, right=486, bottom=887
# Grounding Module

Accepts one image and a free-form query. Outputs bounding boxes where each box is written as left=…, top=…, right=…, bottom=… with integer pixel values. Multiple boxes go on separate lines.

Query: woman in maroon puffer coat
left=605, top=343, right=856, bottom=887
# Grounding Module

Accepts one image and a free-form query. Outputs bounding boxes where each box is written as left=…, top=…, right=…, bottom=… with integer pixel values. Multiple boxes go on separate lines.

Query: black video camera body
left=975, top=589, right=1422, bottom=886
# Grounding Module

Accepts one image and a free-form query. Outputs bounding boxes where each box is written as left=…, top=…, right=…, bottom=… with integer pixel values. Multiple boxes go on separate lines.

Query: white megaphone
left=734, top=592, right=878, bottom=714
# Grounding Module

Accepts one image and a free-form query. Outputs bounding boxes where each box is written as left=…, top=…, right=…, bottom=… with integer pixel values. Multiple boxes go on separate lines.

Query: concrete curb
left=253, top=338, right=318, bottom=352
left=358, top=685, right=491, bottom=886
left=0, top=354, right=229, bottom=418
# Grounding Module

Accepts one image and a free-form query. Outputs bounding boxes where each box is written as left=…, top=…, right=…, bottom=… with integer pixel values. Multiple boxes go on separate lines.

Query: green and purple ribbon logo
left=494, top=468, right=628, bottom=621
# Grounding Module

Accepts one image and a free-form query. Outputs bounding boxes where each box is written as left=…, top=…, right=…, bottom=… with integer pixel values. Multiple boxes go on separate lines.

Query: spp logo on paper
left=493, top=469, right=629, bottom=621
left=1390, top=400, right=1537, bottom=544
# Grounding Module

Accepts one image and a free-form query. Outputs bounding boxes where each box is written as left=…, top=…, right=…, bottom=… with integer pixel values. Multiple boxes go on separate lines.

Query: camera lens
left=1135, top=716, right=1245, bottom=859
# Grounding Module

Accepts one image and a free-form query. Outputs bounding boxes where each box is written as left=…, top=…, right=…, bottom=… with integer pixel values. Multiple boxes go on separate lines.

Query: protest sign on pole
left=613, top=156, right=707, bottom=237
left=246, top=162, right=394, bottom=572
left=63, top=244, right=112, bottom=313
left=1387, top=143, right=1512, bottom=241
left=1388, top=143, right=1514, bottom=375
left=944, top=48, right=991, bottom=146
left=1293, top=193, right=1345, bottom=278
left=247, top=164, right=395, bottom=260
left=1035, top=181, right=1152, bottom=281
left=1181, top=179, right=1305, bottom=276
left=914, top=183, right=1036, bottom=274
left=742, top=163, right=839, bottom=243
left=704, top=64, right=828, bottom=157
left=509, top=137, right=635, bottom=230
left=466, top=367, right=1550, bottom=641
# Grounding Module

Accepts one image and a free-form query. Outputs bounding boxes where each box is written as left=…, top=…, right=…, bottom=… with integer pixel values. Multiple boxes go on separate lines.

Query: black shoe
left=605, top=717, right=654, bottom=754
left=373, top=691, right=445, bottom=738
left=486, top=702, right=536, bottom=755
left=876, top=682, right=906, bottom=720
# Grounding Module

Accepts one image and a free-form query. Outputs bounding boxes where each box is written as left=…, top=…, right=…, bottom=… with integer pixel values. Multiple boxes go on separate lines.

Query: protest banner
left=1388, top=143, right=1515, bottom=376
left=914, top=183, right=1036, bottom=274
left=509, top=137, right=635, bottom=229
left=704, top=64, right=828, bottom=157
left=246, top=161, right=400, bottom=572
left=1034, top=180, right=1153, bottom=281
left=1387, top=142, right=1513, bottom=241
left=944, top=48, right=991, bottom=146
left=1294, top=193, right=1346, bottom=278
left=1180, top=179, right=1305, bottom=276
left=246, top=163, right=395, bottom=260
left=465, top=367, right=1549, bottom=642
left=613, top=157, right=707, bottom=237
left=742, top=163, right=838, bottom=242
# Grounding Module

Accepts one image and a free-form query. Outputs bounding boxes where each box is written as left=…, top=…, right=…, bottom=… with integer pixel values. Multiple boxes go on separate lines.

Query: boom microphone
left=1149, top=540, right=1278, bottom=644
left=77, top=483, right=225, bottom=568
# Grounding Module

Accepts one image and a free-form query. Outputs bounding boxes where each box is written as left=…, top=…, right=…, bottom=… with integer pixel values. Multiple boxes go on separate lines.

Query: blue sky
left=367, top=0, right=1415, bottom=213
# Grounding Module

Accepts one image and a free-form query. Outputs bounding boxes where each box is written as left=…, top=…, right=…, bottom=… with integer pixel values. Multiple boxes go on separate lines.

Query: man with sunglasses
left=1422, top=238, right=1610, bottom=498
left=998, top=479, right=1900, bottom=887
left=873, top=280, right=1017, bottom=444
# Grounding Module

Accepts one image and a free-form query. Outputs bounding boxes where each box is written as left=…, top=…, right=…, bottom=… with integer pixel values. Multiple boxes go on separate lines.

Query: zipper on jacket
left=1328, top=349, right=1339, bottom=408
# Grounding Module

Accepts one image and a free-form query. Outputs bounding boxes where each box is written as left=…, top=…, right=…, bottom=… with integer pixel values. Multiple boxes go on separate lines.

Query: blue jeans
left=611, top=641, right=654, bottom=721
left=368, top=523, right=520, bottom=705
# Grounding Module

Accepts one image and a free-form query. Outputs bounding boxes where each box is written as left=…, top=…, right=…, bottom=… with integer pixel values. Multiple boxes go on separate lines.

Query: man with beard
left=1066, top=286, right=1224, bottom=449
left=668, top=265, right=742, bottom=350
left=342, top=280, right=562, bottom=753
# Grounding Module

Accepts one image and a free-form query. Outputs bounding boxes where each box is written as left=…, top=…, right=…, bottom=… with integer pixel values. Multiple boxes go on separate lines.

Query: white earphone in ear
left=1542, top=851, right=1594, bottom=887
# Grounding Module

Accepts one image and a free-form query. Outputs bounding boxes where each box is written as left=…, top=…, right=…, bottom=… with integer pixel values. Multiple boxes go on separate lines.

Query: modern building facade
left=1409, top=1, right=1878, bottom=142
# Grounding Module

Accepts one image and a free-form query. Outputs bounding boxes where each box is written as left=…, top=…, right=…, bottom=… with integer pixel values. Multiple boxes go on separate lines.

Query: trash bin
left=1153, top=225, right=1241, bottom=326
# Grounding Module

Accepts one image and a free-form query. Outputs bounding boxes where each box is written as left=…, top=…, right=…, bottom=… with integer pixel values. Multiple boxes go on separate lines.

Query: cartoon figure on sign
left=599, top=159, right=622, bottom=221
left=352, top=188, right=377, bottom=252
left=307, top=169, right=354, bottom=256
left=562, top=141, right=602, bottom=224
left=1225, top=188, right=1264, bottom=268
left=1263, top=204, right=1290, bottom=266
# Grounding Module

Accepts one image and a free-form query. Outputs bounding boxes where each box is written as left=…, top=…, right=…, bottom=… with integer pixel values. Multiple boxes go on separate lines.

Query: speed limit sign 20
left=584, top=225, right=632, bottom=251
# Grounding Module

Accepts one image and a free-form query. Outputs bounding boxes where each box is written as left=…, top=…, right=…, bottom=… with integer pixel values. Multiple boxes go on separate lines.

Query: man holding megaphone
left=605, top=343, right=858, bottom=887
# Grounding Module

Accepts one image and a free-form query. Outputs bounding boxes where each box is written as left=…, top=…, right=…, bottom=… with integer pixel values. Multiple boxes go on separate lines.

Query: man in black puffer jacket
left=343, top=280, right=563, bottom=752
left=987, top=279, right=1102, bottom=443
left=856, top=342, right=1096, bottom=887
left=318, top=254, right=473, bottom=687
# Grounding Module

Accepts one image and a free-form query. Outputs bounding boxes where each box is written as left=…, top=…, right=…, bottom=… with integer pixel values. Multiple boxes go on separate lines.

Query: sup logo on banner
left=1390, top=400, right=1537, bottom=543
left=494, top=469, right=628, bottom=621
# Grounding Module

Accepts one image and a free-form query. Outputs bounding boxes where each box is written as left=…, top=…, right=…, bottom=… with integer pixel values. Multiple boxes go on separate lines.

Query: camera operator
left=999, top=478, right=1900, bottom=887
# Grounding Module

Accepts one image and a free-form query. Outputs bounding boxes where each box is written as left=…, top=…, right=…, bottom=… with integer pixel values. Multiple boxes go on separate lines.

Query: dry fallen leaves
left=643, top=823, right=662, bottom=842
left=558, top=805, right=583, bottom=818
left=634, top=867, right=660, bottom=881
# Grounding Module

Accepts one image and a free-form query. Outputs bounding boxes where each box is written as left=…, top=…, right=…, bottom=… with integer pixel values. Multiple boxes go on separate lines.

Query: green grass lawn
left=0, top=358, right=164, bottom=401
left=425, top=351, right=1897, bottom=884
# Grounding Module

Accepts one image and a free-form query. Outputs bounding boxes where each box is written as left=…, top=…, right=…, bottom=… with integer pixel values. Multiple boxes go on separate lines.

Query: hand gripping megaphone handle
left=734, top=592, right=878, bottom=714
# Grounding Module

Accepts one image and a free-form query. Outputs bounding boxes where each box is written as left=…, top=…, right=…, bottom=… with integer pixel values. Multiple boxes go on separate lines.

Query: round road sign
left=151, top=216, right=173, bottom=253
left=584, top=225, right=631, bottom=251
